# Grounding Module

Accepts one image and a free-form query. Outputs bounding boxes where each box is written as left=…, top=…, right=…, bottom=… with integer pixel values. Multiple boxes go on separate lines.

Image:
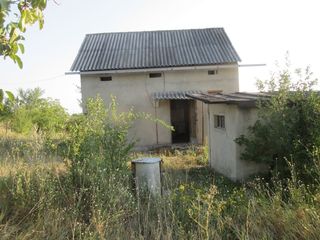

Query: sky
left=1, top=0, right=319, bottom=113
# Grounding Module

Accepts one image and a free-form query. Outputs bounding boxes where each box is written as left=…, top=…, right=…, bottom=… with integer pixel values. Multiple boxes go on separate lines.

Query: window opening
left=149, top=73, right=162, bottom=78
left=208, top=70, right=218, bottom=75
left=100, top=76, right=112, bottom=81
left=214, top=115, right=225, bottom=129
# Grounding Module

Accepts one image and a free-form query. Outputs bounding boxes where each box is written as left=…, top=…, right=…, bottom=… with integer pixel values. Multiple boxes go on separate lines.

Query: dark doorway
left=170, top=100, right=190, bottom=143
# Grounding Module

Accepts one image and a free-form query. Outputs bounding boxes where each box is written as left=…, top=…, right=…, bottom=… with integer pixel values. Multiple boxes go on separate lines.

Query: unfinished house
left=69, top=28, right=241, bottom=147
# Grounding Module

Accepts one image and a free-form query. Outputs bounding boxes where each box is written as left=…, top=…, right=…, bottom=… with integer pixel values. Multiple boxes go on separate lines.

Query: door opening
left=170, top=100, right=190, bottom=143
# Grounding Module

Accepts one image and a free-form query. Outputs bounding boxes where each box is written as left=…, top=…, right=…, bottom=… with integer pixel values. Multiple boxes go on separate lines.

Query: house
left=188, top=92, right=270, bottom=181
left=69, top=28, right=241, bottom=147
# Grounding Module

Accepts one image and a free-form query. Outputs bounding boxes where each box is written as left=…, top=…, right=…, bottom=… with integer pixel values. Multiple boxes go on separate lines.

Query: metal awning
left=186, top=92, right=271, bottom=107
left=152, top=90, right=203, bottom=100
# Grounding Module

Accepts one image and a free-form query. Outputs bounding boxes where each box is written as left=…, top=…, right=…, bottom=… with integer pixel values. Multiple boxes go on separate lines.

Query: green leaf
left=12, top=43, right=18, bottom=53
left=0, top=89, right=4, bottom=103
left=40, top=0, right=47, bottom=10
left=9, top=24, right=17, bottom=39
left=18, top=43, right=24, bottom=53
left=15, top=55, right=23, bottom=68
left=18, top=16, right=26, bottom=32
left=0, top=89, right=4, bottom=110
left=1, top=0, right=46, bottom=69
left=5, top=91, right=14, bottom=102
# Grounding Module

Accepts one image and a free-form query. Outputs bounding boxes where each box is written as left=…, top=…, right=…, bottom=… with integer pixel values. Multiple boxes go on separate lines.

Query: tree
left=0, top=96, right=14, bottom=132
left=0, top=0, right=47, bottom=109
left=0, top=0, right=47, bottom=67
left=10, top=87, right=68, bottom=135
left=0, top=89, right=14, bottom=110
left=236, top=63, right=320, bottom=180
left=16, top=87, right=44, bottom=106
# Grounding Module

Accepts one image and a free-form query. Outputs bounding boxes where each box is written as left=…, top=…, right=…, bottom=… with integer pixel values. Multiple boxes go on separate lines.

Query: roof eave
left=186, top=92, right=270, bottom=107
left=68, top=63, right=239, bottom=75
left=65, top=71, right=80, bottom=75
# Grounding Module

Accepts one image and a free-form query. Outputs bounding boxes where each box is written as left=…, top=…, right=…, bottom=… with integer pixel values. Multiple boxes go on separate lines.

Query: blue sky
left=1, top=0, right=319, bottom=113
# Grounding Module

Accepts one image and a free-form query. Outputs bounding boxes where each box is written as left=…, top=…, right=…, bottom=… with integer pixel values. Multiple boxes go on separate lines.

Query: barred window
left=214, top=115, right=225, bottom=129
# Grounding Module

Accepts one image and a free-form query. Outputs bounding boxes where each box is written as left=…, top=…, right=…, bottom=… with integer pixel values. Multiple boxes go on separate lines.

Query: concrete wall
left=208, top=104, right=264, bottom=181
left=80, top=64, right=239, bottom=146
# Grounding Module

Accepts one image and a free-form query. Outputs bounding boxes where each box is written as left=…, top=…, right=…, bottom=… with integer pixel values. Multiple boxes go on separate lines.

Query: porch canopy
left=186, top=92, right=271, bottom=108
left=152, top=90, right=203, bottom=100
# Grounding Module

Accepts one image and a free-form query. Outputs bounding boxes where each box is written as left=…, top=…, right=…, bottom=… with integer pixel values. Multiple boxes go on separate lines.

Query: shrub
left=0, top=96, right=140, bottom=238
left=4, top=88, right=68, bottom=136
left=64, top=96, right=137, bottom=224
left=236, top=64, right=320, bottom=181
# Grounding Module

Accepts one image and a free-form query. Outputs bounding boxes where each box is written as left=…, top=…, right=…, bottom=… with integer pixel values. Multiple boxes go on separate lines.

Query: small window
left=149, top=73, right=162, bottom=78
left=100, top=76, right=112, bottom=81
left=214, top=115, right=225, bottom=129
left=208, top=70, right=218, bottom=75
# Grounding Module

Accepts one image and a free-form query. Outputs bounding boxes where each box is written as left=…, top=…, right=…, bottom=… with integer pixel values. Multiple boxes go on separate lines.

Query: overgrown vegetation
left=236, top=63, right=320, bottom=181
left=1, top=135, right=320, bottom=239
left=0, top=75, right=320, bottom=238
left=1, top=87, right=68, bottom=136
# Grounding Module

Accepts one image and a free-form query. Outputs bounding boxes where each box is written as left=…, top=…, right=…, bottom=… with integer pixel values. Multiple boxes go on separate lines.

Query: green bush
left=10, top=106, right=33, bottom=134
left=2, top=88, right=68, bottom=136
left=236, top=65, right=320, bottom=181
left=63, top=96, right=137, bottom=224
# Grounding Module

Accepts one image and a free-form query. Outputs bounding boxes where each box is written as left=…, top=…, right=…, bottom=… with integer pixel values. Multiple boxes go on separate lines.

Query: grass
left=0, top=135, right=320, bottom=239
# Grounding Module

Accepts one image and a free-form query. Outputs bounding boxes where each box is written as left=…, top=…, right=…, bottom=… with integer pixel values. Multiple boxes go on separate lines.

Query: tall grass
left=1, top=145, right=320, bottom=239
left=0, top=98, right=320, bottom=239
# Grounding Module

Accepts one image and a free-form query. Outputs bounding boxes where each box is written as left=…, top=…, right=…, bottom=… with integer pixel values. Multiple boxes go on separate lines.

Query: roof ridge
left=85, top=27, right=225, bottom=36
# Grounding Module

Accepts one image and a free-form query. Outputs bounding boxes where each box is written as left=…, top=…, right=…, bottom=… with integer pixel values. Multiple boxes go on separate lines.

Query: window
left=208, top=70, right=218, bottom=75
left=100, top=76, right=112, bottom=81
left=214, top=115, right=225, bottom=129
left=149, top=73, right=162, bottom=78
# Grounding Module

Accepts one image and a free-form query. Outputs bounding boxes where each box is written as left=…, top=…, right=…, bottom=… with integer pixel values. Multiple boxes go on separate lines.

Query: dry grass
left=0, top=160, right=66, bottom=177
left=163, top=153, right=202, bottom=170
left=0, top=124, right=30, bottom=140
left=0, top=136, right=320, bottom=239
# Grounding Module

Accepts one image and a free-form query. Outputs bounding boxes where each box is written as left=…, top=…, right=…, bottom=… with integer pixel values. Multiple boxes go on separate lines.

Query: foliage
left=66, top=96, right=136, bottom=173
left=187, top=185, right=226, bottom=239
left=196, top=144, right=209, bottom=165
left=4, top=87, right=68, bottom=135
left=0, top=0, right=47, bottom=67
left=1, top=131, right=320, bottom=239
left=10, top=106, right=33, bottom=134
left=61, top=96, right=138, bottom=224
left=0, top=0, right=47, bottom=110
left=0, top=89, right=14, bottom=111
left=236, top=64, right=320, bottom=180
left=0, top=95, right=14, bottom=132
left=1, top=91, right=320, bottom=238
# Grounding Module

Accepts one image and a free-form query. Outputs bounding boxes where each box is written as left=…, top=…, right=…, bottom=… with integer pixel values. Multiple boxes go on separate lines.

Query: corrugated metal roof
left=152, top=90, right=203, bottom=100
left=187, top=92, right=271, bottom=106
left=70, top=28, right=241, bottom=72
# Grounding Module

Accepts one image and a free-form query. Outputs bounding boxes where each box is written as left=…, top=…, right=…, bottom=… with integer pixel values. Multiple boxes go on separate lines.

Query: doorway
left=170, top=100, right=190, bottom=143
